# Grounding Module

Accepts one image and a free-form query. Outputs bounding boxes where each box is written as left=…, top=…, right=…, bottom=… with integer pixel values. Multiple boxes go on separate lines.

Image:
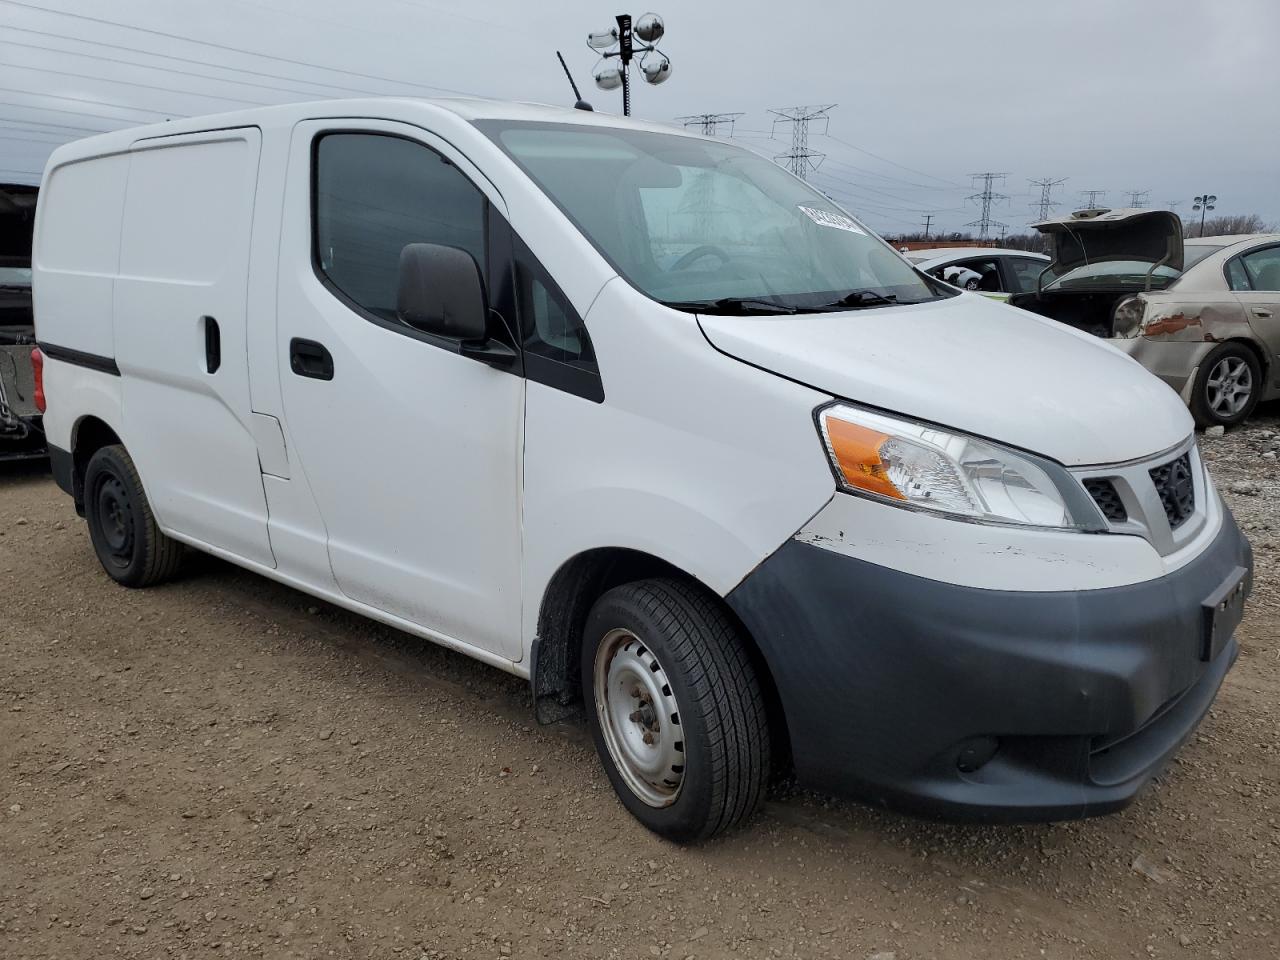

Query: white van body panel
left=699, top=293, right=1195, bottom=467
left=519, top=277, right=837, bottom=643
left=797, top=485, right=1224, bottom=592
left=38, top=363, right=122, bottom=461
left=113, top=128, right=275, bottom=569
left=275, top=118, right=525, bottom=661
left=31, top=151, right=129, bottom=360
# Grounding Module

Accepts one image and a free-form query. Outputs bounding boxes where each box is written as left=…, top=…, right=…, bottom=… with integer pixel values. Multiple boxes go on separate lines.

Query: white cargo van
left=32, top=100, right=1252, bottom=840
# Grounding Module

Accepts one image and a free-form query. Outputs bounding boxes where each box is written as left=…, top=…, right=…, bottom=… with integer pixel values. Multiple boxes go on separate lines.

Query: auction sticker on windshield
left=798, top=206, right=867, bottom=235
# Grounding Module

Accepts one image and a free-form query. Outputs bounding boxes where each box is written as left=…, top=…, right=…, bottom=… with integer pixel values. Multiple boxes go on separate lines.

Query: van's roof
left=43, top=97, right=702, bottom=166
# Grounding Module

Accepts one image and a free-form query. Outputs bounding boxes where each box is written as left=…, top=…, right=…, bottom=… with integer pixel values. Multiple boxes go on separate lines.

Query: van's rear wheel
left=582, top=578, right=770, bottom=842
left=84, top=444, right=183, bottom=587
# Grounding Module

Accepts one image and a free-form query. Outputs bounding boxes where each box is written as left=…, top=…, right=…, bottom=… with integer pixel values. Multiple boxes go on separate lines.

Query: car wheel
left=964, top=278, right=980, bottom=290
left=84, top=444, right=184, bottom=587
left=582, top=578, right=771, bottom=842
left=1191, top=342, right=1262, bottom=428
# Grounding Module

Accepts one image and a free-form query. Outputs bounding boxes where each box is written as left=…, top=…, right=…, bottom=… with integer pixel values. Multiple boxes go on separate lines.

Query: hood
left=1032, top=208, right=1183, bottom=273
left=698, top=293, right=1193, bottom=467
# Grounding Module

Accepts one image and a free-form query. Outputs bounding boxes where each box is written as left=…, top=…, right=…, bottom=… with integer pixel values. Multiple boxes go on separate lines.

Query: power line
left=2, top=25, right=380, bottom=98
left=1028, top=176, right=1067, bottom=221
left=818, top=132, right=965, bottom=187
left=1124, top=189, right=1150, bottom=208
left=0, top=132, right=67, bottom=146
left=768, top=104, right=835, bottom=180
left=0, top=85, right=181, bottom=118
left=675, top=112, right=743, bottom=137
left=0, top=0, right=478, bottom=97
left=3, top=59, right=270, bottom=107
left=1080, top=189, right=1107, bottom=208
left=0, top=118, right=105, bottom=135
left=966, top=172, right=1009, bottom=241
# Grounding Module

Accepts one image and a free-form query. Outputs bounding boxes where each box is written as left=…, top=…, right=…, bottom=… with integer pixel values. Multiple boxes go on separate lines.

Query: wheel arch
left=530, top=546, right=792, bottom=769
left=1223, top=335, right=1269, bottom=379
left=69, top=414, right=124, bottom=513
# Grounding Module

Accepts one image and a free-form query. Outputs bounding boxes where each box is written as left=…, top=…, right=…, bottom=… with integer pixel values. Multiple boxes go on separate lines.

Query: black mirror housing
left=396, top=243, right=488, bottom=341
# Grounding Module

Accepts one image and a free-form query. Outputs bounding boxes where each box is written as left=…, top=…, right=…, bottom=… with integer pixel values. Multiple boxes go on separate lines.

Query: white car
left=907, top=247, right=1050, bottom=299
left=31, top=99, right=1251, bottom=840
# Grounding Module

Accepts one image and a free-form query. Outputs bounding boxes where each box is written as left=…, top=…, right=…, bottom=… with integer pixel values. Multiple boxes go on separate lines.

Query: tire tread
left=599, top=578, right=770, bottom=840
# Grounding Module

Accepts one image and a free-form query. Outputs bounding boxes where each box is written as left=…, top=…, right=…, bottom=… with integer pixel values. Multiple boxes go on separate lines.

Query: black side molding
left=38, top=342, right=121, bottom=376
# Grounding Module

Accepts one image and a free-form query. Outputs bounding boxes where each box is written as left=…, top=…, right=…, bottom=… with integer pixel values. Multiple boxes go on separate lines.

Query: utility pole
left=1124, top=189, right=1151, bottom=208
left=921, top=213, right=934, bottom=241
left=1028, top=176, right=1067, bottom=221
left=1080, top=189, right=1107, bottom=209
left=1193, top=193, right=1217, bottom=238
left=1165, top=199, right=1182, bottom=211
left=966, top=172, right=1009, bottom=241
left=676, top=112, right=744, bottom=137
left=768, top=104, right=836, bottom=180
left=998, top=224, right=1008, bottom=244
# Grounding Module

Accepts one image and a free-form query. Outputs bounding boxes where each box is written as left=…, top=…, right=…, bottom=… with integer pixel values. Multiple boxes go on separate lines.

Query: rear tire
left=83, top=444, right=183, bottom=587
left=582, top=578, right=771, bottom=842
left=1190, top=342, right=1261, bottom=428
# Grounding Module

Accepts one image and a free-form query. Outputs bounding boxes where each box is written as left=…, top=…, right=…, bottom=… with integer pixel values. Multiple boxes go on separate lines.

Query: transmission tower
left=676, top=112, right=744, bottom=137
left=1080, top=189, right=1107, bottom=209
left=1028, top=176, right=1067, bottom=221
left=965, top=172, right=1009, bottom=241
left=1165, top=200, right=1182, bottom=211
left=768, top=104, right=836, bottom=180
left=1124, top=189, right=1151, bottom=208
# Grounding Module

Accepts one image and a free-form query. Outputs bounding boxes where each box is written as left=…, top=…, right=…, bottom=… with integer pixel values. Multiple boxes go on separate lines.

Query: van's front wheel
left=84, top=444, right=183, bottom=587
left=582, top=578, right=771, bottom=842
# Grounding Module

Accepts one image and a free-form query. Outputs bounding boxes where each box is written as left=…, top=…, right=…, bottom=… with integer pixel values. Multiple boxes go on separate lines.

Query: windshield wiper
left=818, top=289, right=900, bottom=310
left=663, top=297, right=801, bottom=315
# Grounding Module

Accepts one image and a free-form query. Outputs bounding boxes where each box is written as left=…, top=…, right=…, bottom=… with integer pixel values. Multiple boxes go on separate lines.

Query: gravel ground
left=2, top=409, right=1278, bottom=960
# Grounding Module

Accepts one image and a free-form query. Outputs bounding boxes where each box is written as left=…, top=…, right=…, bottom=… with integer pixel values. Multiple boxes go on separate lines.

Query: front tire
left=1191, top=342, right=1261, bottom=428
left=582, top=578, right=771, bottom=842
left=83, top=444, right=184, bottom=587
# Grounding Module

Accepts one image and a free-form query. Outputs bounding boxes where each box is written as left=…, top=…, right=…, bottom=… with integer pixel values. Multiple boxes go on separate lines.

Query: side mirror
left=396, top=243, right=487, bottom=341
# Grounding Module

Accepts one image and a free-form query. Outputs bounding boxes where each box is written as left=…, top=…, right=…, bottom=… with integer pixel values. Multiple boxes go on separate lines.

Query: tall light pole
left=587, top=13, right=671, bottom=117
left=1193, top=193, right=1217, bottom=238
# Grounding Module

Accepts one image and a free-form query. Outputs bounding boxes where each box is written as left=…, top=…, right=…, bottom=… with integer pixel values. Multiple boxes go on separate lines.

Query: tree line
left=886, top=213, right=1275, bottom=250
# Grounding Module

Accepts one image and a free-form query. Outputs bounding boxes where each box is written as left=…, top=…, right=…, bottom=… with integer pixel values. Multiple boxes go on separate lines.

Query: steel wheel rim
left=1207, top=357, right=1253, bottom=417
left=593, top=628, right=685, bottom=808
left=94, top=474, right=134, bottom=567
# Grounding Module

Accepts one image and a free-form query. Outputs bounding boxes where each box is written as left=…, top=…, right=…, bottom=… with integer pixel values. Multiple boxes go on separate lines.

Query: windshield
left=479, top=121, right=948, bottom=312
left=1043, top=260, right=1182, bottom=291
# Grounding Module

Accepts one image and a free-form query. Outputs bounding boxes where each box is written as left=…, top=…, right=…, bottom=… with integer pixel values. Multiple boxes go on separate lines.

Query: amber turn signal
left=822, top=415, right=904, bottom=500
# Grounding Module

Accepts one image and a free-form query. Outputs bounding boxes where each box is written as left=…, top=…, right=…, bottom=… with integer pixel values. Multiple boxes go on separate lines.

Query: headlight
left=816, top=404, right=1104, bottom=531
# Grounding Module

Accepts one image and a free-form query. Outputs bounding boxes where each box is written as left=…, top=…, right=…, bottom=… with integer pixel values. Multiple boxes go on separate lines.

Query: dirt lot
left=2, top=414, right=1278, bottom=960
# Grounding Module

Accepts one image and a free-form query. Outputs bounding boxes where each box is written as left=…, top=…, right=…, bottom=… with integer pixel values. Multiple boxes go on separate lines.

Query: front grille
left=1084, top=478, right=1127, bottom=523
left=1149, top=452, right=1195, bottom=529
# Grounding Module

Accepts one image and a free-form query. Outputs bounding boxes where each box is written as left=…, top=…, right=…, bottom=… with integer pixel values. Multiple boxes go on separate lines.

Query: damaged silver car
left=1010, top=208, right=1280, bottom=428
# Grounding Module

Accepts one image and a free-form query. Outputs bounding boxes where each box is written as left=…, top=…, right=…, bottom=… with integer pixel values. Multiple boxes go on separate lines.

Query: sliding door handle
left=203, top=316, right=221, bottom=374
left=289, top=338, right=334, bottom=380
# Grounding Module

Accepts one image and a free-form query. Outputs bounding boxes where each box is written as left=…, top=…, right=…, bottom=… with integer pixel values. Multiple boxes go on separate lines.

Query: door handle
left=289, top=338, right=334, bottom=381
left=1253, top=308, right=1274, bottom=319
left=203, top=316, right=221, bottom=374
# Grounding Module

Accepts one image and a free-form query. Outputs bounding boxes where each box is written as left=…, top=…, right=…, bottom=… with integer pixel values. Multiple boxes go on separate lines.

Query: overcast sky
left=1, top=0, right=1275, bottom=236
